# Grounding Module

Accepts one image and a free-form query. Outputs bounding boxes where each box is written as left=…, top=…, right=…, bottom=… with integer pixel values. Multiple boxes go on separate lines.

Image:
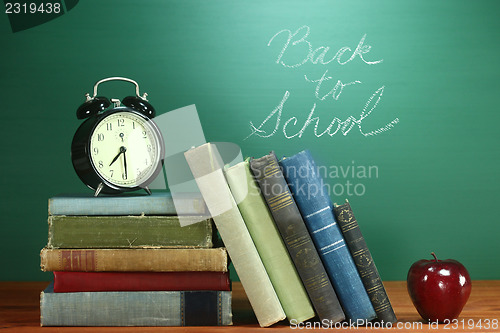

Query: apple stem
left=431, top=252, right=439, bottom=262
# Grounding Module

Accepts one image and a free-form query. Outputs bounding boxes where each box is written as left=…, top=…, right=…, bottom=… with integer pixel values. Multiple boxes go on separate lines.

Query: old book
left=53, top=271, right=231, bottom=292
left=280, top=150, right=376, bottom=322
left=41, top=283, right=232, bottom=326
left=333, top=200, right=397, bottom=323
left=48, top=191, right=207, bottom=216
left=40, top=248, right=228, bottom=272
left=249, top=152, right=345, bottom=323
left=225, top=159, right=315, bottom=323
left=47, top=215, right=214, bottom=249
left=185, top=143, right=285, bottom=327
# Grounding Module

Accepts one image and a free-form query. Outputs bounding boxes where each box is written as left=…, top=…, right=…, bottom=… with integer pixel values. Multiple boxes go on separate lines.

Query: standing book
left=333, top=199, right=397, bottom=323
left=41, top=283, right=232, bottom=326
left=280, top=150, right=376, bottom=322
left=250, top=152, right=345, bottom=323
left=225, top=159, right=315, bottom=323
left=184, top=143, right=285, bottom=327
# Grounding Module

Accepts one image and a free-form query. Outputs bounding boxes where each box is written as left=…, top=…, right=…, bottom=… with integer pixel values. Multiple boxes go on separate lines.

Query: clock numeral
left=147, top=144, right=152, bottom=152
left=132, top=122, right=136, bottom=129
left=110, top=170, right=114, bottom=177
left=106, top=123, right=113, bottom=131
left=117, top=119, right=125, bottom=127
left=98, top=161, right=104, bottom=168
left=142, top=130, right=147, bottom=138
left=145, top=158, right=149, bottom=166
left=93, top=147, right=99, bottom=155
left=97, top=133, right=105, bottom=141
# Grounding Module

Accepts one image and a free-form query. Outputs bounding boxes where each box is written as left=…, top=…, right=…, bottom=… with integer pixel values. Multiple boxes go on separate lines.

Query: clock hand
left=123, top=148, right=128, bottom=180
left=109, top=146, right=127, bottom=167
left=109, top=150, right=122, bottom=167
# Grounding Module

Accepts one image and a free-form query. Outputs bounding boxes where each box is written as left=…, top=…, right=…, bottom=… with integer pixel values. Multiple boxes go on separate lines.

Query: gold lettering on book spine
left=295, top=247, right=320, bottom=268
left=337, top=207, right=358, bottom=232
left=366, top=284, right=390, bottom=312
left=257, top=160, right=295, bottom=211
left=268, top=192, right=294, bottom=211
left=180, top=291, right=185, bottom=325
left=267, top=192, right=287, bottom=205
left=287, top=234, right=311, bottom=249
left=351, top=248, right=373, bottom=276
left=217, top=291, right=222, bottom=325
left=259, top=159, right=281, bottom=180
left=303, top=273, right=330, bottom=292
left=60, top=250, right=96, bottom=271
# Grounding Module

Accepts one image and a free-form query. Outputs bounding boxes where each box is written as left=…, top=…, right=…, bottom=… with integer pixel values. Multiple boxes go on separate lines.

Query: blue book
left=48, top=191, right=208, bottom=216
left=280, top=150, right=376, bottom=322
left=40, top=283, right=232, bottom=326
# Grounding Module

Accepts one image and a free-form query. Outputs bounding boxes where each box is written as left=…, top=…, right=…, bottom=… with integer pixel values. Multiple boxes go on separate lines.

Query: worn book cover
left=48, top=192, right=208, bottom=216
left=280, top=150, right=376, bottom=322
left=334, top=200, right=397, bottom=323
left=185, top=143, right=286, bottom=327
left=250, top=152, right=345, bottom=323
left=40, top=248, right=228, bottom=272
left=41, top=283, right=232, bottom=326
left=225, top=159, right=315, bottom=323
left=47, top=215, right=214, bottom=249
left=53, top=271, right=231, bottom=292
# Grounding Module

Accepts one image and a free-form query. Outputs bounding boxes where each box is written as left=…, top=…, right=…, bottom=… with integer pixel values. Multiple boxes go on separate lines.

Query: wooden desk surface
left=1, top=281, right=499, bottom=332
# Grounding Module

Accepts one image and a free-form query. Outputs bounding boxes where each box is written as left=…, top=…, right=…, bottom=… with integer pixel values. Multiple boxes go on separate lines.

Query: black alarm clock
left=71, top=77, right=164, bottom=196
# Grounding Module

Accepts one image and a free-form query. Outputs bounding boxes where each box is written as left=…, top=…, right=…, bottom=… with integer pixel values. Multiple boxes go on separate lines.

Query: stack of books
left=184, top=143, right=398, bottom=327
left=39, top=192, right=233, bottom=327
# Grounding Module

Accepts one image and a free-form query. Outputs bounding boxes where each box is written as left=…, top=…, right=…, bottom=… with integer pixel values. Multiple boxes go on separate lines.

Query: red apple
left=407, top=252, right=471, bottom=322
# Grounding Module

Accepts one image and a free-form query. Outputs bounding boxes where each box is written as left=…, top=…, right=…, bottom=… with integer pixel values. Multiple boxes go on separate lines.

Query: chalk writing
left=246, top=87, right=399, bottom=140
left=304, top=70, right=361, bottom=101
left=268, top=25, right=383, bottom=68
left=245, top=25, right=399, bottom=140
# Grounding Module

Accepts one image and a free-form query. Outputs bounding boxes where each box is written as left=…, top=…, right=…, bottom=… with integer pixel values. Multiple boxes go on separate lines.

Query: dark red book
left=53, top=271, right=231, bottom=292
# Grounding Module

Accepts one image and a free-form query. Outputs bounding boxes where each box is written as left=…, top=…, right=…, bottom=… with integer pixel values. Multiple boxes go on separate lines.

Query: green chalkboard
left=0, top=0, right=499, bottom=281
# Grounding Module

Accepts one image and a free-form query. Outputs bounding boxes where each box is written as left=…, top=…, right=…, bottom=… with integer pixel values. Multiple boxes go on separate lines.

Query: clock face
left=89, top=111, right=162, bottom=188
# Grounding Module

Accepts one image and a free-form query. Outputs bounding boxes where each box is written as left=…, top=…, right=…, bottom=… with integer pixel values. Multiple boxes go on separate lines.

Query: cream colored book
left=185, top=143, right=285, bottom=327
left=225, top=159, right=315, bottom=323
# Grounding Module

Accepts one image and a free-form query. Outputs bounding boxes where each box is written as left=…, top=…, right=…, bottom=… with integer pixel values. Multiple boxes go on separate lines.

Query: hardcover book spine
left=47, top=215, right=214, bottom=249
left=40, top=248, right=228, bottom=272
left=333, top=200, right=397, bottom=323
left=225, top=160, right=315, bottom=323
left=48, top=192, right=208, bottom=216
left=280, top=150, right=376, bottom=322
left=53, top=271, right=231, bottom=292
left=40, top=283, right=232, bottom=326
left=249, top=152, right=345, bottom=323
left=185, top=143, right=285, bottom=327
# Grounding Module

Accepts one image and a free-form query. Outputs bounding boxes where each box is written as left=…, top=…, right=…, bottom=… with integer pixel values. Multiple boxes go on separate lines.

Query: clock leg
left=94, top=183, right=104, bottom=197
left=144, top=186, right=152, bottom=195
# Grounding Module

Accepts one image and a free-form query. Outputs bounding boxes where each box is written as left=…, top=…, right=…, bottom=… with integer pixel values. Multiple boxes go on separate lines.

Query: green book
left=225, top=160, right=315, bottom=323
left=47, top=215, right=215, bottom=249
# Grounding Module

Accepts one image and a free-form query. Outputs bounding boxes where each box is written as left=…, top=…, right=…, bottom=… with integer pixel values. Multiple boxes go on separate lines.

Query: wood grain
left=1, top=281, right=499, bottom=332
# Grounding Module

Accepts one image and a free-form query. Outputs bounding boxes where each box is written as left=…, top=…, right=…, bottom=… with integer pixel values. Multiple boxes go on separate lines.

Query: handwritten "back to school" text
left=246, top=25, right=399, bottom=140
